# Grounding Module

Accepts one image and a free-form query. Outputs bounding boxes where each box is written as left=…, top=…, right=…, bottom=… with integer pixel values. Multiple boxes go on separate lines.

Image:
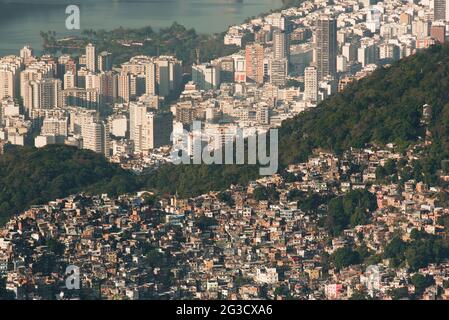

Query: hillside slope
left=0, top=145, right=139, bottom=224
left=146, top=44, right=449, bottom=194
left=279, top=44, right=449, bottom=165
left=2, top=44, right=449, bottom=223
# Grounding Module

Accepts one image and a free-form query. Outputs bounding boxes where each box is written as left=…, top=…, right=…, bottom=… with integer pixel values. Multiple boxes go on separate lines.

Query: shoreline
left=0, top=0, right=293, bottom=56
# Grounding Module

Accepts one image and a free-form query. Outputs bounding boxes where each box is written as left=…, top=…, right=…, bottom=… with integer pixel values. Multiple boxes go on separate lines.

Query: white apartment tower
left=129, top=102, right=173, bottom=154
left=192, top=63, right=221, bottom=90
left=273, top=28, right=290, bottom=61
left=64, top=71, right=76, bottom=89
left=86, top=43, right=97, bottom=72
left=304, top=66, right=318, bottom=102
left=0, top=62, right=21, bottom=100
left=20, top=46, right=34, bottom=65
left=42, top=117, right=68, bottom=137
left=145, top=62, right=157, bottom=96
left=82, top=120, right=109, bottom=157
left=24, top=78, right=61, bottom=113
left=117, top=72, right=131, bottom=103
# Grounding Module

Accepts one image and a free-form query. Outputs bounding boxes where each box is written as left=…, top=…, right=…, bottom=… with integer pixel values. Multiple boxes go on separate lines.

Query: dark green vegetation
left=4, top=44, right=449, bottom=224
left=387, top=273, right=434, bottom=300
left=42, top=22, right=240, bottom=67
left=0, top=278, right=14, bottom=300
left=325, top=190, right=377, bottom=236
left=144, top=163, right=260, bottom=199
left=143, top=44, right=449, bottom=197
left=0, top=145, right=139, bottom=225
left=383, top=229, right=449, bottom=271
left=330, top=247, right=362, bottom=271
left=253, top=185, right=280, bottom=202
left=280, top=44, right=449, bottom=179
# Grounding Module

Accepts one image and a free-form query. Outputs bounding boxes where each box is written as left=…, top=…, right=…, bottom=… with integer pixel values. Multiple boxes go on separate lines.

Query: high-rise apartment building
left=0, top=57, right=22, bottom=100
left=245, top=43, right=265, bottom=84
left=434, top=0, right=448, bottom=21
left=412, top=19, right=431, bottom=40
left=315, top=15, right=337, bottom=80
left=86, top=43, right=97, bottom=72
left=76, top=68, right=89, bottom=88
left=99, top=71, right=117, bottom=106
left=304, top=66, right=318, bottom=102
left=69, top=108, right=97, bottom=135
left=358, top=40, right=379, bottom=67
left=145, top=112, right=173, bottom=150
left=117, top=72, right=131, bottom=103
left=175, top=101, right=194, bottom=125
left=129, top=102, right=145, bottom=149
left=216, top=57, right=235, bottom=83
left=342, top=42, right=358, bottom=63
left=130, top=102, right=173, bottom=153
left=85, top=72, right=100, bottom=91
left=57, top=55, right=76, bottom=80
left=232, top=54, right=246, bottom=83
left=145, top=62, right=157, bottom=96
left=431, top=23, right=446, bottom=43
left=156, top=56, right=182, bottom=97
left=123, top=56, right=182, bottom=98
left=273, top=28, right=290, bottom=61
left=266, top=13, right=287, bottom=31
left=98, top=51, right=112, bottom=72
left=41, top=117, right=68, bottom=137
left=269, top=59, right=288, bottom=87
left=21, top=61, right=54, bottom=112
left=31, top=78, right=62, bottom=110
left=64, top=71, right=76, bottom=90
left=82, top=120, right=109, bottom=157
left=192, top=63, right=221, bottom=90
left=20, top=46, right=34, bottom=66
left=62, top=88, right=99, bottom=110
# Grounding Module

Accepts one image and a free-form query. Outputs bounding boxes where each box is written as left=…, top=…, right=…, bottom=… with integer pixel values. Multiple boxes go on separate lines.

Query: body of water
left=0, top=0, right=283, bottom=56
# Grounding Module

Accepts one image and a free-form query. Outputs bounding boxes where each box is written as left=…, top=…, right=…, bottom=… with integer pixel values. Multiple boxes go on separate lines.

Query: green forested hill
left=0, top=145, right=139, bottom=224
left=2, top=44, right=449, bottom=223
left=279, top=44, right=449, bottom=184
left=280, top=44, right=449, bottom=164
left=146, top=44, right=449, bottom=193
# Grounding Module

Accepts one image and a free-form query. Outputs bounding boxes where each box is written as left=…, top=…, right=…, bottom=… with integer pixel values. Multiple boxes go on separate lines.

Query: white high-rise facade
left=86, top=43, right=97, bottom=72
left=129, top=102, right=173, bottom=154
left=145, top=62, right=157, bottom=96
left=0, top=59, right=21, bottom=100
left=192, top=63, right=220, bottom=90
left=304, top=66, right=318, bottom=102
left=82, top=120, right=109, bottom=157
left=64, top=71, right=76, bottom=89
left=273, top=28, right=290, bottom=61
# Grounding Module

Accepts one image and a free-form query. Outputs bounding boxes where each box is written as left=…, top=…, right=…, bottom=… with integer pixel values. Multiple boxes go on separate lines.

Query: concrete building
left=192, top=63, right=220, bottom=90
left=434, top=0, right=449, bottom=21
left=273, top=28, right=290, bottom=61
left=130, top=101, right=173, bottom=153
left=62, top=88, right=99, bottom=110
left=98, top=51, right=112, bottom=72
left=315, top=15, right=337, bottom=80
left=86, top=43, right=97, bottom=72
left=245, top=43, right=265, bottom=84
left=269, top=59, right=288, bottom=87
left=304, top=66, right=318, bottom=102
left=82, top=120, right=109, bottom=157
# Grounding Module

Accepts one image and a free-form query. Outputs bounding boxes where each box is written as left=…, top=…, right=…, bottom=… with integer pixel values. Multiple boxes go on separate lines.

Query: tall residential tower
left=315, top=15, right=337, bottom=80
